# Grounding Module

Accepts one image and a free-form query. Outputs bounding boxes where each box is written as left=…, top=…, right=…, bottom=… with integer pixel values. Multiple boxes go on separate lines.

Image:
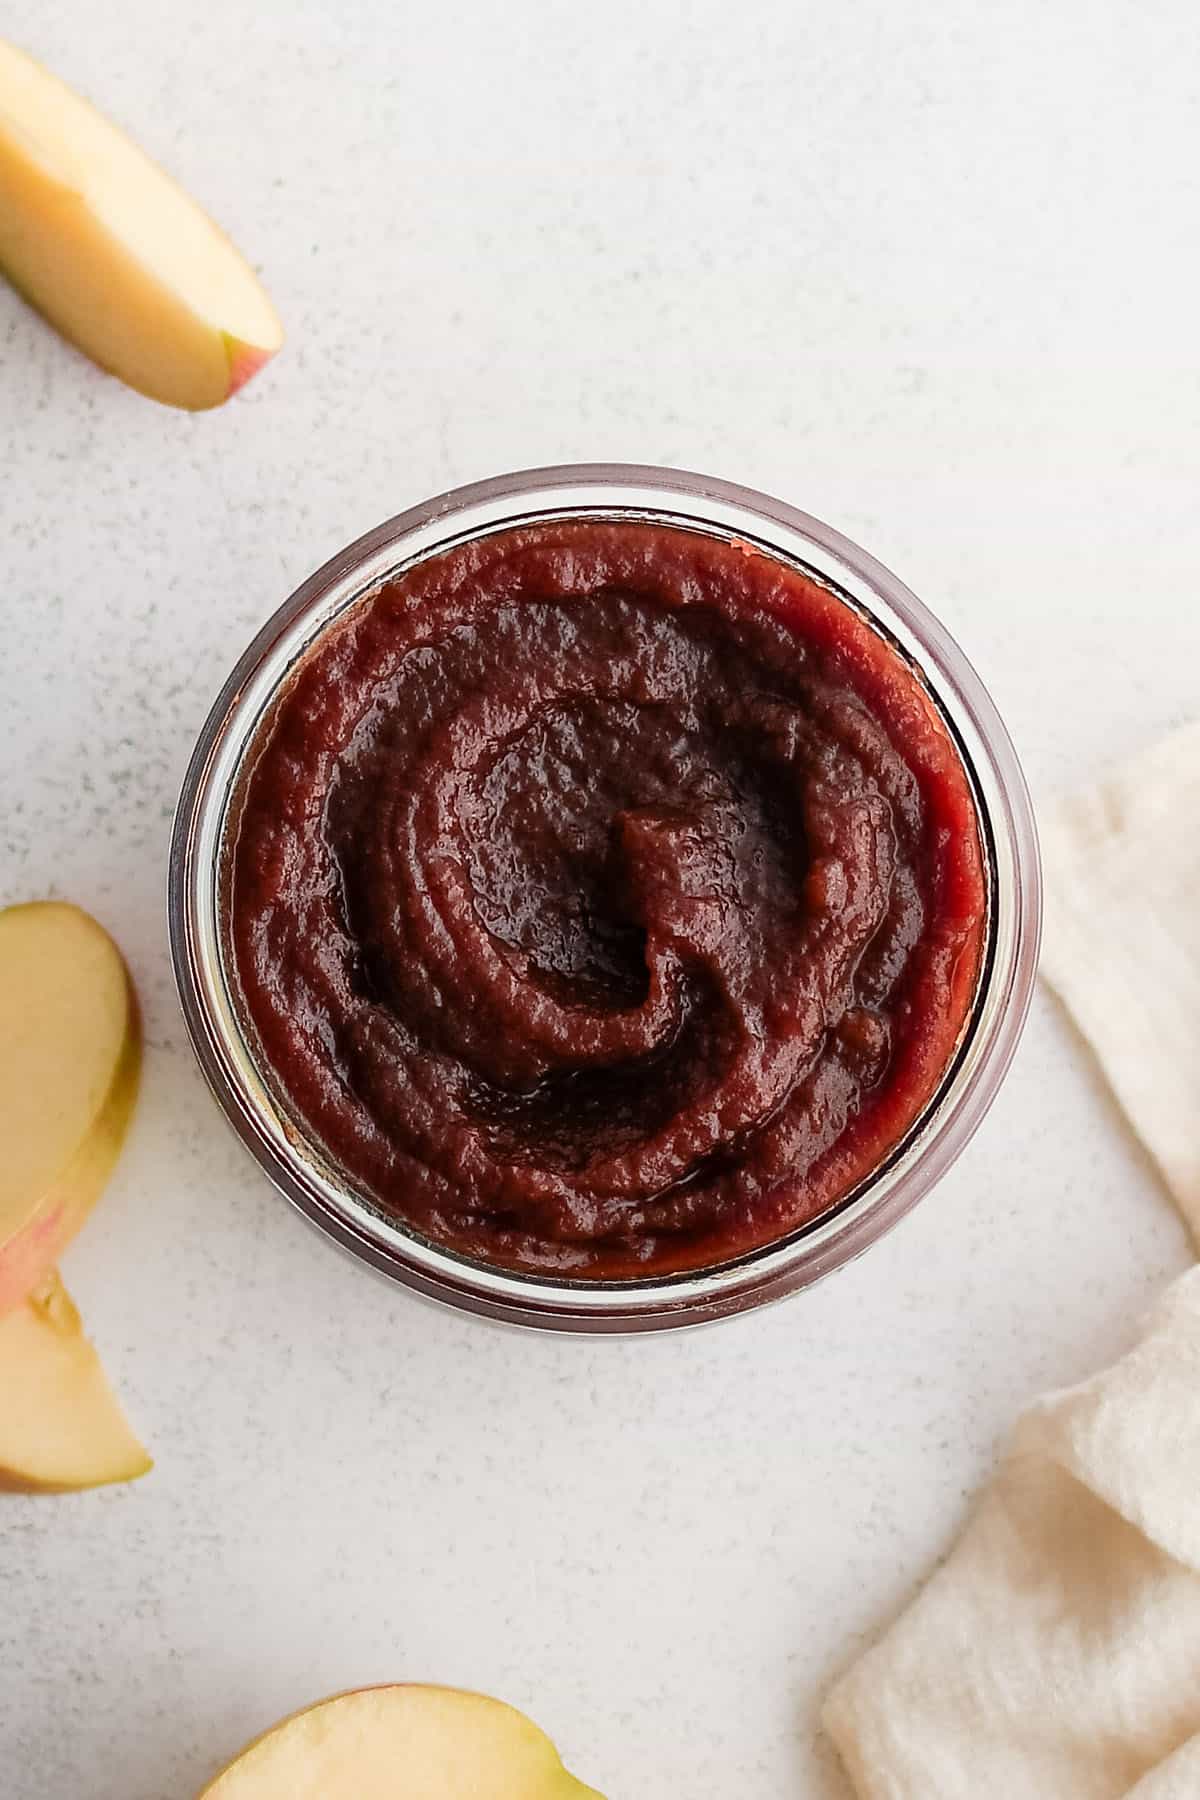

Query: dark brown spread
left=229, top=520, right=987, bottom=1277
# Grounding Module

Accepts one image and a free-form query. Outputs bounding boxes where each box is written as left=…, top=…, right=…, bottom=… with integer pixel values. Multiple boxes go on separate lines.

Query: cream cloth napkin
left=823, top=720, right=1200, bottom=1799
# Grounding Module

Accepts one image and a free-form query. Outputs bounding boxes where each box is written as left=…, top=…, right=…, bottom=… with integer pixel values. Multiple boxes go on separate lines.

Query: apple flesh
left=0, top=36, right=282, bottom=409
left=0, top=1269, right=151, bottom=1491
left=199, top=1686, right=605, bottom=1800
left=0, top=902, right=140, bottom=1316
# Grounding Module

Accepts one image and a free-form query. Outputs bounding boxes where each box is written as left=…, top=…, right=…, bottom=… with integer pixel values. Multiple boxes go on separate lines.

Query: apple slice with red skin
left=0, top=902, right=141, bottom=1317
left=0, top=36, right=282, bottom=409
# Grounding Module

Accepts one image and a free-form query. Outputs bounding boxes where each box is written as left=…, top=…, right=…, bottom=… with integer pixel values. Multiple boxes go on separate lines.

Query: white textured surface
left=0, top=4, right=1196, bottom=1797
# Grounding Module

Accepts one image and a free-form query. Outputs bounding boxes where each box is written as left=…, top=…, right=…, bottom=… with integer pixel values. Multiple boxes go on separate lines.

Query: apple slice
left=0, top=1268, right=151, bottom=1491
left=0, top=901, right=141, bottom=1316
left=0, top=36, right=282, bottom=409
left=199, top=1686, right=605, bottom=1800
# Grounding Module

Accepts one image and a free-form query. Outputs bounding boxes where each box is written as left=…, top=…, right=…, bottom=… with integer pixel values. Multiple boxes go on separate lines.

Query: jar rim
left=168, top=463, right=1041, bottom=1333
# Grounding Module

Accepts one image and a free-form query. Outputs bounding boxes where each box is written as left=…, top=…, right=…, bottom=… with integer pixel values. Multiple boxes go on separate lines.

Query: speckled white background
left=1, top=4, right=1197, bottom=1796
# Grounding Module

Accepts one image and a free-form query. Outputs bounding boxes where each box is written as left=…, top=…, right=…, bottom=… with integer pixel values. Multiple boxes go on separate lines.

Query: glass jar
left=169, top=464, right=1041, bottom=1332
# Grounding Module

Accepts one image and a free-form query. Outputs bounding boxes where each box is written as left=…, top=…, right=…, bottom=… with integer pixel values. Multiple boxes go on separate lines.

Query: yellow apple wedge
left=0, top=37, right=282, bottom=409
left=198, top=1686, right=606, bottom=1800
left=0, top=901, right=141, bottom=1316
left=0, top=1269, right=151, bottom=1491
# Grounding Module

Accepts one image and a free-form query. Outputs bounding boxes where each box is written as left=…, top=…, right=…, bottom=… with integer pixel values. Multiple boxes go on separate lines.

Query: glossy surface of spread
left=229, top=521, right=987, bottom=1277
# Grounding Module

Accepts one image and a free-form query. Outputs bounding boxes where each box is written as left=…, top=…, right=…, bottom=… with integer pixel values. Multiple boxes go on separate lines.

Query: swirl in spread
left=229, top=521, right=986, bottom=1277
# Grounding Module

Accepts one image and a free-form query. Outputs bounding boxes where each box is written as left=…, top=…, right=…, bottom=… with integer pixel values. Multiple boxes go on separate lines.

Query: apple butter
left=229, top=520, right=986, bottom=1277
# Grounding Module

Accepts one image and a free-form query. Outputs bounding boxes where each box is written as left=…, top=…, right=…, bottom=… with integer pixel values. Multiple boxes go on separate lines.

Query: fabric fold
left=1040, top=719, right=1200, bottom=1237
left=824, top=722, right=1200, bottom=1799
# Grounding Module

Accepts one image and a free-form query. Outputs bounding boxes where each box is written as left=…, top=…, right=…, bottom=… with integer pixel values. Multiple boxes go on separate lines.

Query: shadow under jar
left=169, top=465, right=1041, bottom=1332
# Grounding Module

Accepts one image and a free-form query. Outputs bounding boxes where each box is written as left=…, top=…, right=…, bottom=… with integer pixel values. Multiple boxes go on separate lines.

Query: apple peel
left=0, top=36, right=282, bottom=409
left=0, top=901, right=141, bottom=1316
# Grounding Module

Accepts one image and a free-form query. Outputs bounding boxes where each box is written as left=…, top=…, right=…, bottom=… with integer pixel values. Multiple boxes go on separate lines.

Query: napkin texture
left=1041, top=719, right=1200, bottom=1237
left=823, top=721, right=1200, bottom=1799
